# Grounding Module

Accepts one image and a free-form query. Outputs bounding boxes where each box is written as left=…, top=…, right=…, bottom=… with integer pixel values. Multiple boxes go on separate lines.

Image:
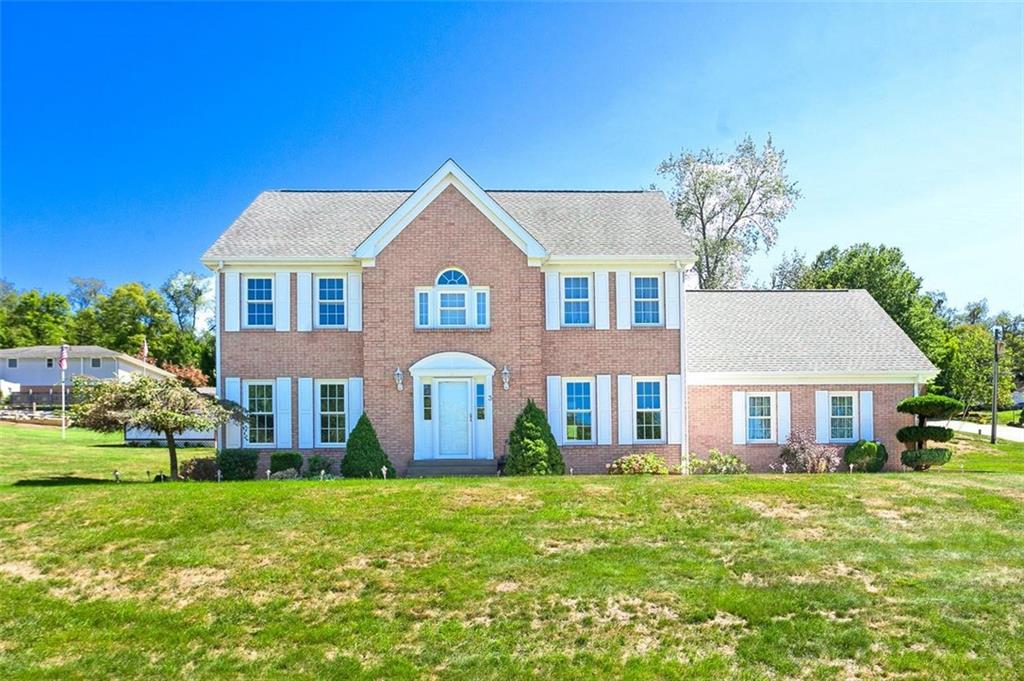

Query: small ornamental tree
left=505, top=399, right=564, bottom=476
left=71, top=375, right=244, bottom=480
left=843, top=440, right=888, bottom=472
left=895, top=394, right=962, bottom=470
left=340, top=414, right=394, bottom=478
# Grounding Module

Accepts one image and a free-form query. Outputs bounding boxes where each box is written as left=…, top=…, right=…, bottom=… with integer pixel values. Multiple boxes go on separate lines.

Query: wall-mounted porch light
left=394, top=367, right=404, bottom=391
left=501, top=365, right=511, bottom=391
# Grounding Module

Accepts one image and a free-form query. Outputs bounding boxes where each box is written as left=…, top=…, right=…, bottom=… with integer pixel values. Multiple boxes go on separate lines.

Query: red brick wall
left=686, top=383, right=915, bottom=472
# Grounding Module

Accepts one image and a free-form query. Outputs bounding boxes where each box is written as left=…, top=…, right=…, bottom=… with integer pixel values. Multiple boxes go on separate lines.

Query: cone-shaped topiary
left=341, top=414, right=395, bottom=479
left=896, top=394, right=963, bottom=470
left=843, top=440, right=888, bottom=472
left=505, top=399, right=564, bottom=476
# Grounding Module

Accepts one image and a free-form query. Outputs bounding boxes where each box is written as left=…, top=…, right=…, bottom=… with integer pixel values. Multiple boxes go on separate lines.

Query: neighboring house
left=0, top=345, right=173, bottom=404
left=202, top=159, right=937, bottom=475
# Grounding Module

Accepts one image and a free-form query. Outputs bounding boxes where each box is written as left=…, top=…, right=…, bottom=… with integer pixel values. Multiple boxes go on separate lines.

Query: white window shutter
left=275, top=377, right=292, bottom=448
left=665, top=271, right=681, bottom=330
left=815, top=391, right=830, bottom=443
left=224, top=377, right=241, bottom=448
left=546, top=375, right=563, bottom=445
left=347, top=377, right=363, bottom=435
left=615, top=271, right=632, bottom=330
left=596, top=374, right=612, bottom=445
left=667, top=374, right=682, bottom=445
left=859, top=391, right=874, bottom=441
left=224, top=272, right=240, bottom=332
left=347, top=272, right=362, bottom=331
left=296, top=273, right=312, bottom=332
left=274, top=272, right=290, bottom=331
left=594, top=271, right=610, bottom=330
left=617, top=374, right=633, bottom=445
left=776, top=391, right=791, bottom=444
left=731, top=391, right=747, bottom=445
left=297, top=377, right=314, bottom=448
left=544, top=272, right=560, bottom=330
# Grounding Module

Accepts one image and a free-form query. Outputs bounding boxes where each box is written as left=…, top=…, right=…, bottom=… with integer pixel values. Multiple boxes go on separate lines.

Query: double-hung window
left=245, top=381, right=275, bottom=446
left=829, top=393, right=857, bottom=442
left=563, top=379, right=594, bottom=444
left=415, top=268, right=489, bottom=329
left=316, top=277, right=345, bottom=328
left=316, top=380, right=346, bottom=446
left=746, top=393, right=774, bottom=442
left=439, top=291, right=467, bottom=326
left=245, top=276, right=274, bottom=328
left=634, top=378, right=664, bottom=442
left=632, top=275, right=662, bottom=326
left=562, top=275, right=591, bottom=326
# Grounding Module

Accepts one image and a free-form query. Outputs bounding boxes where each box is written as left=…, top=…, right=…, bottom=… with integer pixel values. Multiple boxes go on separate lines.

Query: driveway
left=929, top=419, right=1024, bottom=443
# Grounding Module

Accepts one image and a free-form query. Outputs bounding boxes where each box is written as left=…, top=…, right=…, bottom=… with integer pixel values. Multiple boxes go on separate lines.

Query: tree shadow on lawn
left=12, top=475, right=155, bottom=487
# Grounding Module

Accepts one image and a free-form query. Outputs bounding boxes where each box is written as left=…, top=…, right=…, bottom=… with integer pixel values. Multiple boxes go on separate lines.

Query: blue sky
left=2, top=2, right=1021, bottom=312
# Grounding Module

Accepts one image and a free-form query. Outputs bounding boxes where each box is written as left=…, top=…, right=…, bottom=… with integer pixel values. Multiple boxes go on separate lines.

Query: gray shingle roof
left=0, top=345, right=174, bottom=377
left=202, top=189, right=690, bottom=260
left=685, top=290, right=937, bottom=374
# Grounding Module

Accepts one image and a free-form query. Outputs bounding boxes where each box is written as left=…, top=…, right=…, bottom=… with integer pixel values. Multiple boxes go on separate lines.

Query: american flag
left=58, top=344, right=69, bottom=371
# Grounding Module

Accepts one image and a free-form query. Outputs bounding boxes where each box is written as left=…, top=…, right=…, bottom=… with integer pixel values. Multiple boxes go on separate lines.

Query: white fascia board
left=203, top=259, right=363, bottom=273
left=541, top=256, right=695, bottom=271
left=687, top=371, right=939, bottom=386
left=353, top=159, right=547, bottom=261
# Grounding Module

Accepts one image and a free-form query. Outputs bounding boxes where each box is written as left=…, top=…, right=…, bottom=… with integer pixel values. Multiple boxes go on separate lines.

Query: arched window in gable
left=415, top=268, right=489, bottom=329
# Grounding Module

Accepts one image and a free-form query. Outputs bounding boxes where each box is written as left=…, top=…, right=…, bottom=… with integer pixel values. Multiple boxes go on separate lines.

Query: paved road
left=929, top=419, right=1024, bottom=443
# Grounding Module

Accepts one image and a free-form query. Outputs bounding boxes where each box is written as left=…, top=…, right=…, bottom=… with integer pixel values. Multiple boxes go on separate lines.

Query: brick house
left=202, top=160, right=937, bottom=475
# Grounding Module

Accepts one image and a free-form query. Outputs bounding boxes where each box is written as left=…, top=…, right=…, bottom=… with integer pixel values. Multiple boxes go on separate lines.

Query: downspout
left=214, top=261, right=224, bottom=451
left=676, top=261, right=689, bottom=473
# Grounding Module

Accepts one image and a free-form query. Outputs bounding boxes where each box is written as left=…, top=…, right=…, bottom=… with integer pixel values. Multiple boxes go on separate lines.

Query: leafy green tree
left=68, top=277, right=107, bottom=311
left=935, top=325, right=1014, bottom=411
left=505, top=399, right=564, bottom=475
left=658, top=135, right=801, bottom=288
left=161, top=271, right=210, bottom=331
left=767, top=249, right=808, bottom=289
left=72, top=375, right=243, bottom=480
left=5, top=290, right=71, bottom=346
left=91, top=283, right=177, bottom=360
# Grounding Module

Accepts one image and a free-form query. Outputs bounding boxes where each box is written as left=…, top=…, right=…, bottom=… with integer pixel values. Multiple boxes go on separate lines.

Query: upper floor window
left=562, top=275, right=591, bottom=326
left=316, top=276, right=345, bottom=328
left=415, top=268, right=489, bottom=329
left=633, top=275, right=662, bottom=326
left=245, top=276, right=274, bottom=328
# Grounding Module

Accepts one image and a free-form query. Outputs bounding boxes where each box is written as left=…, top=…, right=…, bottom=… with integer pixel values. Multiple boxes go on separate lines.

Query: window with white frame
left=316, top=276, right=345, bottom=328
left=414, top=269, right=490, bottom=329
left=563, top=379, right=594, bottom=443
left=316, top=380, right=346, bottom=446
left=562, top=275, right=591, bottom=326
left=46, top=358, right=54, bottom=368
left=7, top=359, right=17, bottom=369
left=244, top=276, right=274, bottom=327
left=245, top=381, right=275, bottom=445
left=632, top=275, right=662, bottom=326
left=746, top=393, right=775, bottom=442
left=829, top=393, right=857, bottom=442
left=634, top=378, right=664, bottom=442
left=476, top=382, right=486, bottom=420
left=90, top=358, right=102, bottom=368
left=423, top=383, right=432, bottom=420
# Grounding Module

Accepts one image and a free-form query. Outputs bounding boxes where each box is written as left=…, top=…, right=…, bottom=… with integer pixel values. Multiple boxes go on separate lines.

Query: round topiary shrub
left=895, top=426, right=954, bottom=446
left=607, top=452, right=669, bottom=475
left=505, top=399, right=564, bottom=476
left=901, top=448, right=952, bottom=471
left=341, top=414, right=395, bottom=478
left=896, top=394, right=964, bottom=421
left=270, top=451, right=304, bottom=474
left=843, top=440, right=888, bottom=472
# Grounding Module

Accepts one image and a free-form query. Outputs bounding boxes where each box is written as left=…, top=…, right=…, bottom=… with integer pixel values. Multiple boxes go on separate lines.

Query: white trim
left=633, top=376, right=667, bottom=444
left=596, top=374, right=612, bottom=446
left=223, top=271, right=240, bottom=332
left=630, top=273, right=664, bottom=327
left=314, top=379, right=348, bottom=448
left=297, top=377, right=314, bottom=448
left=617, top=374, right=633, bottom=445
left=204, top=257, right=363, bottom=270
left=665, top=271, right=681, bottom=330
left=409, top=351, right=496, bottom=378
left=546, top=375, right=563, bottom=446
left=224, top=377, right=241, bottom=449
left=540, top=256, right=696, bottom=269
left=859, top=391, right=874, bottom=441
left=615, top=271, right=632, bottom=330
left=745, top=391, right=776, bottom=444
left=242, top=275, right=275, bottom=329
left=561, top=377, right=596, bottom=445
left=594, top=270, right=610, bottom=330
left=544, top=271, right=560, bottom=331
left=313, top=274, right=346, bottom=329
left=687, top=371, right=937, bottom=385
left=776, top=391, right=792, bottom=445
left=274, top=272, right=290, bottom=332
left=275, top=376, right=292, bottom=448
left=296, top=272, right=313, bottom=332
left=827, top=391, right=859, bottom=444
left=560, top=273, right=593, bottom=327
left=347, top=377, right=364, bottom=436
left=347, top=272, right=362, bottom=332
left=353, top=159, right=546, bottom=260
left=473, top=287, right=490, bottom=328
left=415, top=287, right=432, bottom=328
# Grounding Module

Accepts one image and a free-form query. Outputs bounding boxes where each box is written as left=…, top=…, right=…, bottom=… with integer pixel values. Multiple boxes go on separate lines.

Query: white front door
left=437, top=379, right=471, bottom=458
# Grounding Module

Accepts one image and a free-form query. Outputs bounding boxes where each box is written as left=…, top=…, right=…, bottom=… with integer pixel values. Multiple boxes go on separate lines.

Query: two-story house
left=202, top=160, right=937, bottom=475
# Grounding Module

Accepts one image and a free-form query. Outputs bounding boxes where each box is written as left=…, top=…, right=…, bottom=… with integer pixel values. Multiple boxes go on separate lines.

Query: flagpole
left=60, top=366, right=66, bottom=441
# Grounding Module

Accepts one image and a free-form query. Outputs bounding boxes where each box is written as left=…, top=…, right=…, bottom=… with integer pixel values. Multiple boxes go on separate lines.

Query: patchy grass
left=962, top=409, right=1022, bottom=426
left=0, top=424, right=1022, bottom=678
left=945, top=432, right=1024, bottom=473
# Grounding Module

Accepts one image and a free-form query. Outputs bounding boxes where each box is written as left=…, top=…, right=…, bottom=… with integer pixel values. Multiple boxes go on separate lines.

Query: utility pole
left=991, top=326, right=1003, bottom=444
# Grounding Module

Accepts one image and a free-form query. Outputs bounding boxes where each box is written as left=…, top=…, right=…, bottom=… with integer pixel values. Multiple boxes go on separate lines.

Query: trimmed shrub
left=270, top=468, right=300, bottom=480
left=843, top=440, right=888, bottom=473
left=270, top=451, right=304, bottom=474
left=780, top=429, right=841, bottom=473
left=896, top=426, right=954, bottom=445
left=217, top=449, right=258, bottom=480
left=607, top=453, right=669, bottom=475
left=896, top=394, right=964, bottom=421
left=901, top=448, right=952, bottom=471
left=341, top=414, right=395, bottom=478
left=505, top=399, right=564, bottom=476
left=690, top=449, right=748, bottom=475
left=307, top=454, right=335, bottom=477
left=179, top=457, right=219, bottom=481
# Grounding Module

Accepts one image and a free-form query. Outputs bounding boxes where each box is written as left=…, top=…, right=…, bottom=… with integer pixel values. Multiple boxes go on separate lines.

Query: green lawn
left=1, top=424, right=1022, bottom=679
left=962, top=409, right=1022, bottom=426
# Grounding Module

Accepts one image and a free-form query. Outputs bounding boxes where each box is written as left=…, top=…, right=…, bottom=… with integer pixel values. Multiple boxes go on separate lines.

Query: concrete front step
left=405, top=459, right=498, bottom=478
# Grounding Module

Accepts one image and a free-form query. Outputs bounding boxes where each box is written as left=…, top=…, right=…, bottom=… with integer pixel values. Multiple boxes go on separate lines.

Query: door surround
left=410, top=352, right=496, bottom=460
